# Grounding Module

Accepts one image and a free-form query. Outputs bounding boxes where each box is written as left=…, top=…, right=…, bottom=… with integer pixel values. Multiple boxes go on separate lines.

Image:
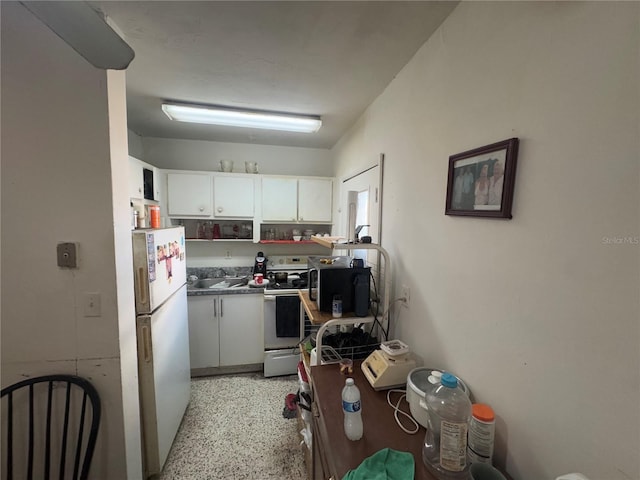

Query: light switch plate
left=83, top=293, right=101, bottom=317
left=57, top=242, right=78, bottom=268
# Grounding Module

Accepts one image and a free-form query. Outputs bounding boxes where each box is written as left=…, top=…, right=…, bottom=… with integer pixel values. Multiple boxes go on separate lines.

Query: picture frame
left=445, top=138, right=519, bottom=219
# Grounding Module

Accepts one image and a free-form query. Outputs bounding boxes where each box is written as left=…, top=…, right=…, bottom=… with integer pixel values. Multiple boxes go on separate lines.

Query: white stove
left=262, top=255, right=307, bottom=377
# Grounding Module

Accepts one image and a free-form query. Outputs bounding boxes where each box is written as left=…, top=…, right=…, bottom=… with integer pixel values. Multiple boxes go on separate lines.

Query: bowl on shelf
left=293, top=235, right=302, bottom=241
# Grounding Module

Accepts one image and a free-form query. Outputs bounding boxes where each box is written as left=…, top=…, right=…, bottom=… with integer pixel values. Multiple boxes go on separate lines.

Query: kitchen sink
left=191, top=277, right=248, bottom=289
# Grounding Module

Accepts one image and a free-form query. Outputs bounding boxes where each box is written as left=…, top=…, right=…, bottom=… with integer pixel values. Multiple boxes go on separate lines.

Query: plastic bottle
left=332, top=294, right=343, bottom=318
left=422, top=372, right=472, bottom=478
left=467, top=403, right=495, bottom=464
left=342, top=378, right=363, bottom=441
left=196, top=222, right=205, bottom=239
left=204, top=221, right=214, bottom=240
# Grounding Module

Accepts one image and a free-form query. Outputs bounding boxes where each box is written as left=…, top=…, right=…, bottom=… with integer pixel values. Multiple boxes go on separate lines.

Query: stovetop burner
left=262, top=255, right=308, bottom=293
left=267, top=279, right=308, bottom=290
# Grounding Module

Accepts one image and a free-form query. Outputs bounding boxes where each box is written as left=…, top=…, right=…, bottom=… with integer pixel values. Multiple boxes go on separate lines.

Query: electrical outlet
left=225, top=250, right=232, bottom=259
left=400, top=284, right=410, bottom=307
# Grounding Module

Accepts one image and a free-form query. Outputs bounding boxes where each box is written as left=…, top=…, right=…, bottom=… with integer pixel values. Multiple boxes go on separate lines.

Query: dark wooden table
left=311, top=362, right=438, bottom=480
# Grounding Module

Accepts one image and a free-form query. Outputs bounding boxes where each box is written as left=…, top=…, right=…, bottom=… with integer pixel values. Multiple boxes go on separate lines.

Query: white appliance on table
left=263, top=255, right=307, bottom=377
left=132, top=227, right=190, bottom=478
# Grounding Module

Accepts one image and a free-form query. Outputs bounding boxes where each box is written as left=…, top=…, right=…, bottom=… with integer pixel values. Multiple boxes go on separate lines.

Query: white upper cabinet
left=129, top=156, right=145, bottom=199
left=298, top=178, right=332, bottom=223
left=262, top=176, right=332, bottom=223
left=261, top=177, right=298, bottom=221
left=129, top=156, right=160, bottom=201
left=213, top=175, right=255, bottom=218
left=165, top=169, right=333, bottom=226
left=167, top=172, right=212, bottom=217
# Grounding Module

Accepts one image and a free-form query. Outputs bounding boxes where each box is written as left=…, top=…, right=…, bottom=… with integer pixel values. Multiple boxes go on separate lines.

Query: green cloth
left=342, top=448, right=415, bottom=480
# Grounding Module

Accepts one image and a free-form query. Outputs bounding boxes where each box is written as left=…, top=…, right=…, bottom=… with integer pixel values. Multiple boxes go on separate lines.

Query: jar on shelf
left=204, top=222, right=214, bottom=240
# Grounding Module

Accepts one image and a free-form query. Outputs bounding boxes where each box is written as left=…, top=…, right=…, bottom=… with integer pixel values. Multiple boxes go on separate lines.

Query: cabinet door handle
left=199, top=206, right=204, bottom=212
left=220, top=298, right=224, bottom=317
left=213, top=299, right=217, bottom=318
left=217, top=207, right=223, bottom=213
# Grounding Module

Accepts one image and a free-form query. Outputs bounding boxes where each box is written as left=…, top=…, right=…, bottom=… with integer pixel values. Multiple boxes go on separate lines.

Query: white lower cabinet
left=188, top=294, right=263, bottom=370
left=187, top=296, right=220, bottom=369
left=219, top=294, right=263, bottom=366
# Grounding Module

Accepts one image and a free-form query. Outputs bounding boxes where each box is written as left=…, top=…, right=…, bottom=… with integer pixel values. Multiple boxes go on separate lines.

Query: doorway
left=340, top=161, right=382, bottom=281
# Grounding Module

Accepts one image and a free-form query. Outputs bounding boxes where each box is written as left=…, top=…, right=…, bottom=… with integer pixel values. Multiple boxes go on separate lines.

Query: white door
left=262, top=177, right=298, bottom=221
left=129, top=156, right=144, bottom=199
left=132, top=227, right=187, bottom=314
left=213, top=175, right=255, bottom=217
left=137, top=285, right=190, bottom=477
left=298, top=178, right=332, bottom=222
left=167, top=172, right=212, bottom=217
left=187, top=296, right=220, bottom=369
left=340, top=164, right=381, bottom=247
left=219, top=294, right=264, bottom=366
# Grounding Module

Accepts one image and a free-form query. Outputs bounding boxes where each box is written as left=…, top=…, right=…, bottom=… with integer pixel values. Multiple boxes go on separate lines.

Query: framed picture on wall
left=445, top=137, right=519, bottom=219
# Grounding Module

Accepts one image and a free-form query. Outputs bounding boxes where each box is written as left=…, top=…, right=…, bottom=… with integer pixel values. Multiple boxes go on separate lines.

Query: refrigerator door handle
left=142, top=325, right=151, bottom=362
left=136, top=267, right=149, bottom=306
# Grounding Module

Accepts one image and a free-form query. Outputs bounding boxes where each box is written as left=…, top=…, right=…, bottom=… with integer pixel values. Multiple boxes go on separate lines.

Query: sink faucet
left=187, top=275, right=199, bottom=284
left=355, top=224, right=370, bottom=242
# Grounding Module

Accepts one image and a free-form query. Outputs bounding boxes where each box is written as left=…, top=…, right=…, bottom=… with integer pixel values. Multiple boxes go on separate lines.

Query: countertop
left=311, top=361, right=436, bottom=480
left=187, top=284, right=264, bottom=296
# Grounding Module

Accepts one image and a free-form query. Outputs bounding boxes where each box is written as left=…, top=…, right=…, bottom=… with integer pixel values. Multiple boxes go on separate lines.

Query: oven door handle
left=264, top=295, right=276, bottom=301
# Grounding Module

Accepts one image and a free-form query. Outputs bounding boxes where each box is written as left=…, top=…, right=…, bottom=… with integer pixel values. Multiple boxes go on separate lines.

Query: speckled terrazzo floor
left=158, top=373, right=307, bottom=480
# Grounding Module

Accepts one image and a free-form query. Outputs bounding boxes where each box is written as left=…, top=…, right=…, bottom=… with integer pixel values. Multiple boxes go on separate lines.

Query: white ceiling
left=91, top=1, right=458, bottom=149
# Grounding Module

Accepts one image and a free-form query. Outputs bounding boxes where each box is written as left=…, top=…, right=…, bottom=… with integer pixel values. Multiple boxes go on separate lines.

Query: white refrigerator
left=132, top=227, right=190, bottom=478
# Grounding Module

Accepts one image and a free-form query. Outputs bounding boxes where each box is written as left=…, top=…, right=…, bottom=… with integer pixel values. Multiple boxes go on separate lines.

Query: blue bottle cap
left=441, top=372, right=458, bottom=388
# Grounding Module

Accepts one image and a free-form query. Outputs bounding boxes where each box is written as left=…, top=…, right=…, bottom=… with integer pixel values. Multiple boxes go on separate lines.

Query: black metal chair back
left=1, top=374, right=101, bottom=480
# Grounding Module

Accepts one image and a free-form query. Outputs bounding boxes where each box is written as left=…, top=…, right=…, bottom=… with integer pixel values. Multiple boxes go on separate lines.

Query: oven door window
left=276, top=296, right=300, bottom=337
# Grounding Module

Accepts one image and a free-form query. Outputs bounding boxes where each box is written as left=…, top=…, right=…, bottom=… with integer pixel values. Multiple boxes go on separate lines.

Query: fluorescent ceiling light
left=161, top=103, right=322, bottom=133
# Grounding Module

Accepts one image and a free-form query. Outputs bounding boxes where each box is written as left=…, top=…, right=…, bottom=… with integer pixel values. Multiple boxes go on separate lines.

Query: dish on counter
left=248, top=279, right=270, bottom=288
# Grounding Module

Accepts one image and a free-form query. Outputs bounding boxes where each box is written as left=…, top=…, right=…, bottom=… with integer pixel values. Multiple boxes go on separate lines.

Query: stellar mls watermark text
left=601, top=236, right=639, bottom=245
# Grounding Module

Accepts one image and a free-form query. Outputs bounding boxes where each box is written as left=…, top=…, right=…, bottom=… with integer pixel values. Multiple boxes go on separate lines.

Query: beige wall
left=140, top=136, right=333, bottom=176
left=1, top=3, right=142, bottom=478
left=333, top=2, right=639, bottom=479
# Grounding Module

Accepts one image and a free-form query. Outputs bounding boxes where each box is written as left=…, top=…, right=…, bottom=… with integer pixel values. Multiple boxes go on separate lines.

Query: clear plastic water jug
left=422, top=372, right=472, bottom=478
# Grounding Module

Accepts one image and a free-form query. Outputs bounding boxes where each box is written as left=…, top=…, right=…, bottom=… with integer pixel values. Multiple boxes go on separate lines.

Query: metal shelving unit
left=301, top=236, right=392, bottom=366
